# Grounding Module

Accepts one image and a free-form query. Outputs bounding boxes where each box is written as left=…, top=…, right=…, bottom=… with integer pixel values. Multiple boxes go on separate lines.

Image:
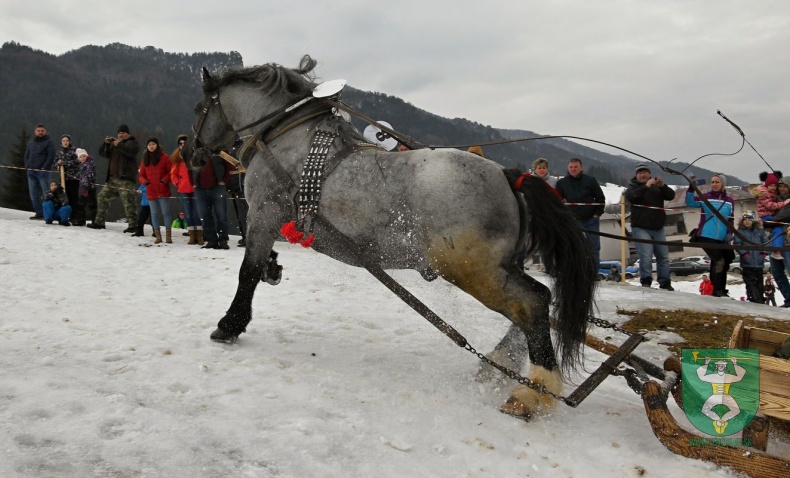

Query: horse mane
left=203, top=55, right=367, bottom=147
left=202, top=55, right=319, bottom=99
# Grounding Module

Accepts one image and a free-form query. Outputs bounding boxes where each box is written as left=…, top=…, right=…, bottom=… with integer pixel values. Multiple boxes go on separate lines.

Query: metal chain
left=457, top=314, right=651, bottom=404
left=586, top=315, right=642, bottom=337
left=463, top=344, right=573, bottom=405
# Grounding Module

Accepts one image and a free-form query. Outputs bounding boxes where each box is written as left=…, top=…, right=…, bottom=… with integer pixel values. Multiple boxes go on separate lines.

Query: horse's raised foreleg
left=210, top=231, right=277, bottom=343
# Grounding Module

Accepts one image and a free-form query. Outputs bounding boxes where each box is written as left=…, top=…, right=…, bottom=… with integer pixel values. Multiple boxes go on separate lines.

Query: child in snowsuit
left=131, top=183, right=154, bottom=237
left=733, top=210, right=768, bottom=303
left=73, top=148, right=97, bottom=226
left=699, top=275, right=714, bottom=295
left=42, top=180, right=72, bottom=226
left=752, top=171, right=789, bottom=258
left=171, top=211, right=188, bottom=230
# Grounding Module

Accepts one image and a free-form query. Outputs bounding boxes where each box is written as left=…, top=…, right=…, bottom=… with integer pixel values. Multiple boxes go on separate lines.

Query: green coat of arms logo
left=681, top=348, right=760, bottom=436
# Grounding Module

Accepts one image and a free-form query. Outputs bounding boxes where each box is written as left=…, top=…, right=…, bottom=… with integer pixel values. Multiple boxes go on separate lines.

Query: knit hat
left=635, top=164, right=651, bottom=174
left=764, top=173, right=780, bottom=187
left=75, top=148, right=88, bottom=158
left=467, top=146, right=484, bottom=157
left=146, top=137, right=159, bottom=146
left=117, top=124, right=130, bottom=134
left=742, top=210, right=756, bottom=220
left=780, top=176, right=790, bottom=187
left=713, top=173, right=727, bottom=188
left=61, top=134, right=72, bottom=142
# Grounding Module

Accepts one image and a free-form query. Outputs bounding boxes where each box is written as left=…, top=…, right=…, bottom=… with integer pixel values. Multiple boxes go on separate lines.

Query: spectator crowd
left=18, top=124, right=790, bottom=307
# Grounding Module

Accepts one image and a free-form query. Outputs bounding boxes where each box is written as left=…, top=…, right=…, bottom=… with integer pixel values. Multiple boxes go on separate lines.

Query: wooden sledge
left=639, top=321, right=790, bottom=478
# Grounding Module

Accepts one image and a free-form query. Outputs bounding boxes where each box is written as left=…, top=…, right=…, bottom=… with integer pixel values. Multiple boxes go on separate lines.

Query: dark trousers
left=135, top=205, right=152, bottom=235
left=64, top=179, right=80, bottom=213
left=75, top=190, right=97, bottom=224
left=196, top=186, right=229, bottom=243
left=770, top=255, right=790, bottom=306
left=741, top=267, right=764, bottom=303
left=698, top=237, right=734, bottom=296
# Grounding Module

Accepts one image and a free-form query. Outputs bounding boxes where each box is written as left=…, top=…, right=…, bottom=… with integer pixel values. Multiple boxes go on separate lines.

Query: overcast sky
left=3, top=0, right=788, bottom=181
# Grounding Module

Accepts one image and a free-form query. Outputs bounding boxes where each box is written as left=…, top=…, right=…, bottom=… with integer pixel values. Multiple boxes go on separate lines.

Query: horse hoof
left=263, top=263, right=283, bottom=286
left=210, top=328, right=239, bottom=343
left=500, top=396, right=533, bottom=421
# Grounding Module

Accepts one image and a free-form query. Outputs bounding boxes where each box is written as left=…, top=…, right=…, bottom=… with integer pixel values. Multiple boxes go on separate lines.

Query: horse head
left=182, top=56, right=320, bottom=169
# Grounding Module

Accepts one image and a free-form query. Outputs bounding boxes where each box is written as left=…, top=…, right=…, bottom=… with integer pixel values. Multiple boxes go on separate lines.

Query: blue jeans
left=632, top=227, right=671, bottom=286
left=27, top=170, right=51, bottom=217
left=578, top=216, right=600, bottom=273
left=770, top=254, right=790, bottom=307
left=196, top=186, right=229, bottom=243
left=178, top=192, right=202, bottom=228
left=148, top=198, right=172, bottom=230
left=42, top=202, right=72, bottom=223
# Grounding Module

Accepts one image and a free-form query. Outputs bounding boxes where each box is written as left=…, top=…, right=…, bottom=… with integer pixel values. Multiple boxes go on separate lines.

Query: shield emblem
left=681, top=348, right=760, bottom=436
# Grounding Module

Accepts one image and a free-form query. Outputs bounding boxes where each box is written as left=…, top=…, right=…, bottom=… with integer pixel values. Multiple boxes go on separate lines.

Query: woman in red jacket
left=138, top=138, right=173, bottom=244
left=170, top=134, right=203, bottom=245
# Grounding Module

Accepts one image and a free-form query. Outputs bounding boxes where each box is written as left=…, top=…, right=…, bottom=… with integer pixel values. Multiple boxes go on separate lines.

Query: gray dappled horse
left=181, top=55, right=597, bottom=418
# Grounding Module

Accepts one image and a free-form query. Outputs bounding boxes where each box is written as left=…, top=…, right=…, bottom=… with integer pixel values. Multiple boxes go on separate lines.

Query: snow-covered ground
left=1, top=206, right=786, bottom=477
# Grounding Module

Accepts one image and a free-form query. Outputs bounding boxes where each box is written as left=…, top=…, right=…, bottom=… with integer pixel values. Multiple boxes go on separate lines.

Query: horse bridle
left=190, top=89, right=316, bottom=160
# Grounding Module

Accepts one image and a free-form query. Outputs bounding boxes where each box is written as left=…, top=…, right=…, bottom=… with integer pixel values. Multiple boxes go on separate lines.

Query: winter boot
left=165, top=228, right=173, bottom=244
left=187, top=228, right=197, bottom=245
left=154, top=229, right=162, bottom=244
left=196, top=228, right=204, bottom=246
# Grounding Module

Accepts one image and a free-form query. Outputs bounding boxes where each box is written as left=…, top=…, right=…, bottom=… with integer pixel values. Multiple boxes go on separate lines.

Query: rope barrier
left=0, top=162, right=244, bottom=201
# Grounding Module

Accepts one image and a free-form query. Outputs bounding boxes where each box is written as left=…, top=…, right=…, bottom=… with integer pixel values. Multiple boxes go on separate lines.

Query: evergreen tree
left=0, top=126, right=32, bottom=211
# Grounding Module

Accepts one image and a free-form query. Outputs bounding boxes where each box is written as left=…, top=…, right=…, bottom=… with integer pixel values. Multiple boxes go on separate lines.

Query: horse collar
left=297, top=119, right=340, bottom=229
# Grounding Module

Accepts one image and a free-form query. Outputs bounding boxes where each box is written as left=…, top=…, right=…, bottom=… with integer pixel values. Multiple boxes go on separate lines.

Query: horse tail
left=505, top=170, right=597, bottom=372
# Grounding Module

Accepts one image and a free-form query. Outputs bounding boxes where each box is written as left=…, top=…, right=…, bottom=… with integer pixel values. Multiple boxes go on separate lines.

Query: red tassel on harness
left=280, top=221, right=315, bottom=248
left=300, top=234, right=314, bottom=248
left=280, top=221, right=304, bottom=244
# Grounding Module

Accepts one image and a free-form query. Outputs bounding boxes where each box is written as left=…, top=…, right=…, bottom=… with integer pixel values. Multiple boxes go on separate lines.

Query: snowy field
left=0, top=206, right=787, bottom=477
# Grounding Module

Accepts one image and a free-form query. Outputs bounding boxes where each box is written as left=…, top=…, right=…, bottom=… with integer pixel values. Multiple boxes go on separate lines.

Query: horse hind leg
left=443, top=260, right=562, bottom=419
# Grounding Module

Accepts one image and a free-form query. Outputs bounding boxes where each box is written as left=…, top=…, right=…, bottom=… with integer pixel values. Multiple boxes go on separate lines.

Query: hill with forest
left=0, top=41, right=742, bottom=211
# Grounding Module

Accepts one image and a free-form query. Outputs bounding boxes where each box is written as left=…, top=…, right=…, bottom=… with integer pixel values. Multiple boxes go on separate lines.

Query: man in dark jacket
left=195, top=154, right=232, bottom=249
left=625, top=164, right=677, bottom=290
left=88, top=124, right=140, bottom=231
left=24, top=124, right=56, bottom=219
left=556, top=158, right=605, bottom=274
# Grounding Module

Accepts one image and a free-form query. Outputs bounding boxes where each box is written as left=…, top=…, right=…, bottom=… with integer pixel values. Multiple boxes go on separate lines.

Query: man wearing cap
left=625, top=163, right=677, bottom=290
left=88, top=124, right=140, bottom=231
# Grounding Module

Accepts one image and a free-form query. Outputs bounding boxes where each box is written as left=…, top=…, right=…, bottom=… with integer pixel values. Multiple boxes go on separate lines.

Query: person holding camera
left=88, top=124, right=140, bottom=231
left=625, top=163, right=676, bottom=290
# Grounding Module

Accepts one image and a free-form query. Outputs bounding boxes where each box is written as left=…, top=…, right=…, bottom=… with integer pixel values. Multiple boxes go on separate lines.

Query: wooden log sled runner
left=582, top=322, right=790, bottom=478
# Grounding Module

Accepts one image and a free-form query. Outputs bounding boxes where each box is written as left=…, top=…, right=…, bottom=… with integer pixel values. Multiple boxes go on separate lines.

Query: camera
left=106, top=136, right=116, bottom=142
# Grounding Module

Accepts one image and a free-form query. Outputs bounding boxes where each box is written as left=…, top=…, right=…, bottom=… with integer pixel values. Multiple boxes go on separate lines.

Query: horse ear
left=202, top=67, right=211, bottom=83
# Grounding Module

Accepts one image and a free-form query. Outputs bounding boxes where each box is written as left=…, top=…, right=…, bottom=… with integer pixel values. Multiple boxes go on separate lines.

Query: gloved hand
left=725, top=233, right=733, bottom=243
left=760, top=253, right=767, bottom=259
left=81, top=190, right=89, bottom=198
left=743, top=253, right=750, bottom=259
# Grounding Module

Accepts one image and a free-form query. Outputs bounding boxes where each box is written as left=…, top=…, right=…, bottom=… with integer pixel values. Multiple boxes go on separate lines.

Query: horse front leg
left=211, top=227, right=278, bottom=343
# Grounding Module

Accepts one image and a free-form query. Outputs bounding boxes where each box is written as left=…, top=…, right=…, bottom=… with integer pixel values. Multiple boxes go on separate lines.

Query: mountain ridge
left=0, top=41, right=742, bottom=196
